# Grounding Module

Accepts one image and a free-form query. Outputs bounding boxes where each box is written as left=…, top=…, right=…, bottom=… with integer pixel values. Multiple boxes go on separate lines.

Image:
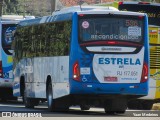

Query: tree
left=155, top=0, right=160, bottom=3
left=0, top=0, right=3, bottom=17
left=2, top=0, right=19, bottom=15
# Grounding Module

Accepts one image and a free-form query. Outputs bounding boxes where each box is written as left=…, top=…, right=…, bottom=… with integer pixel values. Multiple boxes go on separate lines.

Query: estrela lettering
left=98, top=58, right=141, bottom=65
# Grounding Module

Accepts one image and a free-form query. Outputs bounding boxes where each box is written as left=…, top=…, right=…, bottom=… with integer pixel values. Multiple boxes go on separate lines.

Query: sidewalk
left=152, top=103, right=160, bottom=110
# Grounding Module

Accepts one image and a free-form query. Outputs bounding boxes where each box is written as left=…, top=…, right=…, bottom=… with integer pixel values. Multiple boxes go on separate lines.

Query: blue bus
left=0, top=15, right=24, bottom=101
left=12, top=6, right=149, bottom=114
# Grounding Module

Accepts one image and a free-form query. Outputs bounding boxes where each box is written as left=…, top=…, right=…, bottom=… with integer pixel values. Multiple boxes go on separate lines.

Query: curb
left=152, top=103, right=160, bottom=110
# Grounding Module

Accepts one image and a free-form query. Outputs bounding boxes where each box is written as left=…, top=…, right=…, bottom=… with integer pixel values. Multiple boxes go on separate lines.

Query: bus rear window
left=79, top=15, right=144, bottom=43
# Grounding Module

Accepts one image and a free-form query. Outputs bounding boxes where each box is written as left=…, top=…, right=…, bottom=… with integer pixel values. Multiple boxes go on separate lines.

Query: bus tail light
left=118, top=2, right=123, bottom=5
left=0, top=61, right=3, bottom=78
left=141, top=62, right=148, bottom=83
left=138, top=16, right=144, bottom=19
left=73, top=61, right=80, bottom=81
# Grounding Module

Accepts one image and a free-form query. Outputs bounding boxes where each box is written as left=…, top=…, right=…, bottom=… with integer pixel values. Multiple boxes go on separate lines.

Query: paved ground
left=152, top=103, right=160, bottom=110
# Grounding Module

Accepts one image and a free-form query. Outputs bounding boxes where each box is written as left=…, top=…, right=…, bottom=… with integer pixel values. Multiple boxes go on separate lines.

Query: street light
left=51, top=0, right=56, bottom=13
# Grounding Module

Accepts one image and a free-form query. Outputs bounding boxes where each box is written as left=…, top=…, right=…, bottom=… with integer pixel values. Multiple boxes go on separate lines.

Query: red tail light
left=73, top=61, right=80, bottom=81
left=141, top=62, right=148, bottom=82
left=0, top=61, right=3, bottom=78
left=138, top=16, right=144, bottom=19
left=79, top=14, right=84, bottom=17
left=118, top=2, right=123, bottom=5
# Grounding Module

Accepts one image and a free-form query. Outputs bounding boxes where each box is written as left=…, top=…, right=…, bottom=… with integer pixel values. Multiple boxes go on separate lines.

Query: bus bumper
left=70, top=81, right=148, bottom=96
left=0, top=78, right=13, bottom=87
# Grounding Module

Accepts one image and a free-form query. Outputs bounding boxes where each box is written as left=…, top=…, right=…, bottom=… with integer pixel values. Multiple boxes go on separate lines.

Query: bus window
left=79, top=15, right=144, bottom=43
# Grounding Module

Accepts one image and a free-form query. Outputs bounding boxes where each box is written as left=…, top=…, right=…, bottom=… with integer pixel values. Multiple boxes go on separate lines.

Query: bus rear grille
left=150, top=46, right=160, bottom=69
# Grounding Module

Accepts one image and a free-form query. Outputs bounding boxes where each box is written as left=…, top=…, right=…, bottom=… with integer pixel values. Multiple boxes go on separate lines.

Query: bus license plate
left=104, top=77, right=118, bottom=82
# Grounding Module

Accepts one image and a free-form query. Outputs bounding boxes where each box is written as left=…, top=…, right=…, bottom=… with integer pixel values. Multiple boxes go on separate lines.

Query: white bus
left=13, top=6, right=149, bottom=114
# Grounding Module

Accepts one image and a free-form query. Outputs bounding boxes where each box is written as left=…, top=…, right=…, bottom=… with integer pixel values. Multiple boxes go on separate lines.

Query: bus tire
left=142, top=100, right=153, bottom=110
left=116, top=111, right=126, bottom=114
left=104, top=110, right=115, bottom=115
left=80, top=105, right=90, bottom=111
left=104, top=99, right=127, bottom=114
left=23, top=86, right=35, bottom=108
left=47, top=82, right=55, bottom=111
left=127, top=100, right=139, bottom=109
left=128, top=100, right=153, bottom=110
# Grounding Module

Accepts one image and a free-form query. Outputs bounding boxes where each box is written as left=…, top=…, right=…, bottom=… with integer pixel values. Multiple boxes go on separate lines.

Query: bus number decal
left=126, top=20, right=138, bottom=26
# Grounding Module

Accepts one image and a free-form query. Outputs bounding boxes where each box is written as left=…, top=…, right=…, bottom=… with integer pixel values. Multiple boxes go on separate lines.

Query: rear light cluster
left=0, top=61, right=3, bottom=78
left=73, top=61, right=80, bottom=81
left=118, top=1, right=123, bottom=5
left=141, top=62, right=148, bottom=83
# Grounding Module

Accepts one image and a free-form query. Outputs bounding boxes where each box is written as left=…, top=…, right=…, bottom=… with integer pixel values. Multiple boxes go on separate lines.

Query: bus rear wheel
left=24, top=86, right=38, bottom=108
left=47, top=82, right=70, bottom=112
left=104, top=99, right=127, bottom=114
left=80, top=105, right=90, bottom=111
left=47, top=82, right=55, bottom=111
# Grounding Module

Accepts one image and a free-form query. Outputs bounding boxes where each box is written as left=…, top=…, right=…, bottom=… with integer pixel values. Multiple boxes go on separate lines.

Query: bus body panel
left=33, top=56, right=70, bottom=99
left=13, top=56, right=70, bottom=99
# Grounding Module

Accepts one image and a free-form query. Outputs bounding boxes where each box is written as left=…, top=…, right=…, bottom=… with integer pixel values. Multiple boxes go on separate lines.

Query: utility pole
left=51, top=0, right=56, bottom=13
left=0, top=0, right=3, bottom=18
left=23, top=0, right=26, bottom=18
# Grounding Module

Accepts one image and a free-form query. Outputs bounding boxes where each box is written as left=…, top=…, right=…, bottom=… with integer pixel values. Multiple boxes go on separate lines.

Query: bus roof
left=18, top=5, right=146, bottom=27
left=18, top=17, right=41, bottom=26
left=77, top=10, right=145, bottom=16
left=0, top=15, right=24, bottom=24
left=52, top=5, right=119, bottom=15
left=1, top=20, right=20, bottom=24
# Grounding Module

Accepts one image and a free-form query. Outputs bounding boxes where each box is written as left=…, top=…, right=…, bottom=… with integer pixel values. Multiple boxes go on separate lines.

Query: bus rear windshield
left=79, top=15, right=144, bottom=43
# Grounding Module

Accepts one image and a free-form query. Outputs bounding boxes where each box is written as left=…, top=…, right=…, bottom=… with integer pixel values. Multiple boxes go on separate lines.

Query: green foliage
left=2, top=0, right=19, bottom=15
left=2, top=0, right=51, bottom=16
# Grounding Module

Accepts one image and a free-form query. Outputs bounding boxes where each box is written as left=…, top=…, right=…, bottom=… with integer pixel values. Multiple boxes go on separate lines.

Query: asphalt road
left=0, top=100, right=160, bottom=118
